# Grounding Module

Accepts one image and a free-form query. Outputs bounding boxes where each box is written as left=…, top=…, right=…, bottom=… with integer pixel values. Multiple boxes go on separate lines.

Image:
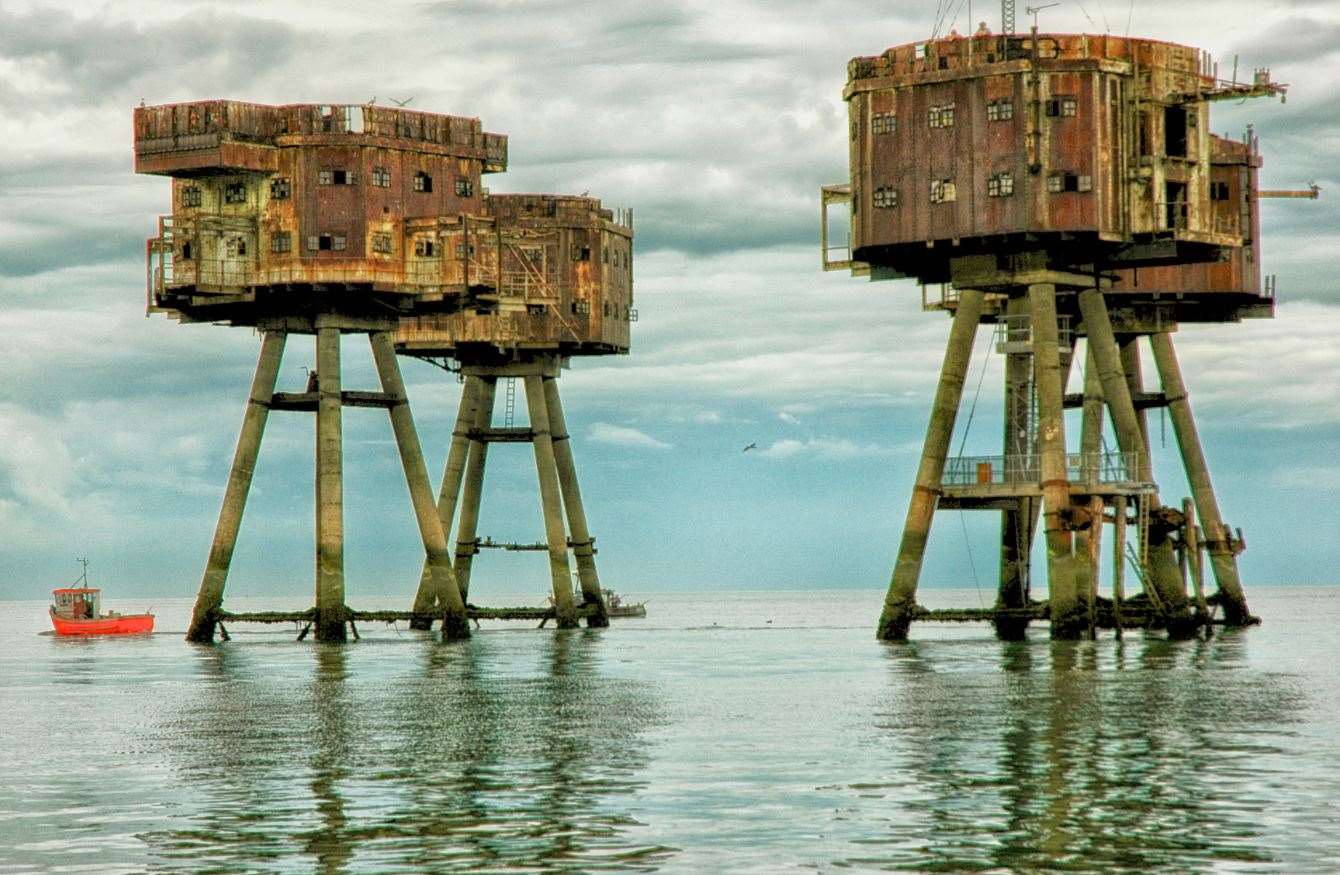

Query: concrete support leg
left=1119, top=335, right=1191, bottom=628
left=314, top=326, right=347, bottom=643
left=1031, top=284, right=1083, bottom=638
left=369, top=332, right=470, bottom=641
left=1075, top=344, right=1105, bottom=637
left=996, top=295, right=1034, bottom=640
left=543, top=374, right=610, bottom=628
left=1149, top=331, right=1255, bottom=625
left=1080, top=296, right=1192, bottom=635
left=454, top=378, right=496, bottom=602
left=877, top=288, right=985, bottom=641
left=408, top=376, right=482, bottom=628
left=524, top=375, right=578, bottom=628
left=186, top=331, right=287, bottom=643
left=1112, top=495, right=1127, bottom=637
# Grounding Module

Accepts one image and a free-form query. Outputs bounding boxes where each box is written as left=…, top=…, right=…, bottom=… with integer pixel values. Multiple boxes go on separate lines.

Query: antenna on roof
left=1002, top=0, right=1016, bottom=33
left=390, top=96, right=414, bottom=107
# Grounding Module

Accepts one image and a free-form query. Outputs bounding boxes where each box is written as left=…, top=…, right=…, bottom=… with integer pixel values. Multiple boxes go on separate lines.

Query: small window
left=1045, top=97, right=1078, bottom=118
left=223, top=183, right=246, bottom=204
left=572, top=245, right=591, bottom=261
left=225, top=236, right=247, bottom=257
left=414, top=172, right=433, bottom=193
left=871, top=112, right=897, bottom=134
left=371, top=167, right=391, bottom=187
left=182, top=186, right=203, bottom=207
left=270, top=177, right=290, bottom=199
left=1047, top=173, right=1089, bottom=193
left=414, top=237, right=437, bottom=257
left=455, top=243, right=475, bottom=258
left=986, top=99, right=1014, bottom=121
left=930, top=178, right=956, bottom=204
left=371, top=232, right=393, bottom=254
left=603, top=247, right=609, bottom=264
left=180, top=241, right=193, bottom=260
left=873, top=186, right=899, bottom=208
left=929, top=103, right=956, bottom=128
left=270, top=232, right=292, bottom=253
left=527, top=304, right=545, bottom=316
left=987, top=172, right=1014, bottom=197
left=308, top=234, right=347, bottom=251
left=454, top=178, right=474, bottom=196
left=1210, top=181, right=1231, bottom=201
left=319, top=169, right=355, bottom=185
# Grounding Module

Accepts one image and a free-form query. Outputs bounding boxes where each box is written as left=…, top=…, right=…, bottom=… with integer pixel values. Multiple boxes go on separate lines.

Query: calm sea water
left=3, top=586, right=1339, bottom=873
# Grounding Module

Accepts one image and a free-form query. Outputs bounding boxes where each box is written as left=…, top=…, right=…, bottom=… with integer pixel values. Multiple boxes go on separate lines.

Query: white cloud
left=756, top=436, right=899, bottom=460
left=587, top=422, right=673, bottom=450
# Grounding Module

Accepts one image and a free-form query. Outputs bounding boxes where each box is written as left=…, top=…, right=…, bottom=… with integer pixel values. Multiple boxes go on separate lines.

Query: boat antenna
left=76, top=557, right=89, bottom=587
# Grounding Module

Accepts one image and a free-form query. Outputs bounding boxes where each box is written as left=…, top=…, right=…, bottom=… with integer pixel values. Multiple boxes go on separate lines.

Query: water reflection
left=858, top=633, right=1305, bottom=873
left=141, top=634, right=670, bottom=872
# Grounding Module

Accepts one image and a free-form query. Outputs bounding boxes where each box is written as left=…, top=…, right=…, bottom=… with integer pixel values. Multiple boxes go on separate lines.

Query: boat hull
left=50, top=611, right=154, bottom=636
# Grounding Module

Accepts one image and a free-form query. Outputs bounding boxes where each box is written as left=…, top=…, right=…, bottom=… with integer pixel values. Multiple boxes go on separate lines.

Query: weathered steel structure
left=135, top=100, right=633, bottom=642
left=821, top=31, right=1296, bottom=639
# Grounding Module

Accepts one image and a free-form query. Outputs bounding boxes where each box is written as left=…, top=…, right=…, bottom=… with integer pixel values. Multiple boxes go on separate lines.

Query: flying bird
left=742, top=442, right=758, bottom=452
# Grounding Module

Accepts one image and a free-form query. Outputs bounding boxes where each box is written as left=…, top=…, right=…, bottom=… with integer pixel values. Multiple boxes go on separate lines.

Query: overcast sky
left=1, top=0, right=1337, bottom=604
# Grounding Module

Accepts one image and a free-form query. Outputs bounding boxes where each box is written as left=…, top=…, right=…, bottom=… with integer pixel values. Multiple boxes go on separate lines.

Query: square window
left=572, top=245, right=591, bottom=261
left=929, top=104, right=955, bottom=128
left=872, top=112, right=897, bottom=134
left=372, top=167, right=391, bottom=187
left=930, top=179, right=956, bottom=203
left=1210, top=181, right=1230, bottom=201
left=224, top=182, right=246, bottom=204
left=414, top=237, right=436, bottom=257
left=1047, top=174, right=1065, bottom=193
left=873, top=186, right=899, bottom=208
left=332, top=235, right=346, bottom=251
left=987, top=99, right=1014, bottom=121
left=182, top=186, right=202, bottom=207
left=1077, top=174, right=1092, bottom=192
left=318, top=170, right=333, bottom=185
left=371, top=232, right=393, bottom=254
left=270, top=232, right=291, bottom=253
left=270, top=177, right=290, bottom=199
left=225, top=236, right=247, bottom=256
left=454, top=178, right=474, bottom=196
left=1062, top=97, right=1077, bottom=117
left=414, top=172, right=433, bottom=193
left=988, top=172, right=1014, bottom=197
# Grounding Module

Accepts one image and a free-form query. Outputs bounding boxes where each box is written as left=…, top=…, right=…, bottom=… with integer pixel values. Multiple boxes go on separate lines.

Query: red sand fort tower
left=821, top=29, right=1314, bottom=639
left=136, top=101, right=633, bottom=642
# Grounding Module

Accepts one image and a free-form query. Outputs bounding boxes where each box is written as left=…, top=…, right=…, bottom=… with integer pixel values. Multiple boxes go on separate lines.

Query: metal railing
left=993, top=313, right=1073, bottom=353
left=942, top=451, right=1144, bottom=487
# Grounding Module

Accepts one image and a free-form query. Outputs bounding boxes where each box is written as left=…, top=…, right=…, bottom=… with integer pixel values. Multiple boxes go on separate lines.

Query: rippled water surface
left=3, top=586, right=1339, bottom=873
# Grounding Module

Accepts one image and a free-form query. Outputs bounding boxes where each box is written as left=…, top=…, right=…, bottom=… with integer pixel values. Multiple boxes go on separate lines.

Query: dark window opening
left=454, top=178, right=474, bottom=196
left=182, top=186, right=202, bottom=207
left=226, top=236, right=247, bottom=256
left=1138, top=111, right=1150, bottom=156
left=573, top=245, right=591, bottom=261
left=180, top=241, right=193, bottom=260
left=371, top=232, right=393, bottom=254
left=414, top=238, right=437, bottom=257
left=1044, top=97, right=1077, bottom=117
left=527, top=304, right=545, bottom=315
left=1210, top=180, right=1231, bottom=201
left=224, top=183, right=246, bottom=204
left=308, top=234, right=347, bottom=252
left=319, top=169, right=356, bottom=186
left=1165, top=181, right=1188, bottom=229
left=414, top=172, right=433, bottom=193
left=270, top=177, right=290, bottom=199
left=1047, top=172, right=1091, bottom=193
left=873, top=186, right=898, bottom=208
left=1164, top=105, right=1188, bottom=157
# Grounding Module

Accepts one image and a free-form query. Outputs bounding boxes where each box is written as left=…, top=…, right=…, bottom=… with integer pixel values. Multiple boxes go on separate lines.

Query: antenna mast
left=1002, top=0, right=1016, bottom=33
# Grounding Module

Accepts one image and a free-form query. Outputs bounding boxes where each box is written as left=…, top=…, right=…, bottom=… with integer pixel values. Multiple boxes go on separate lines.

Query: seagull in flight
left=742, top=442, right=758, bottom=452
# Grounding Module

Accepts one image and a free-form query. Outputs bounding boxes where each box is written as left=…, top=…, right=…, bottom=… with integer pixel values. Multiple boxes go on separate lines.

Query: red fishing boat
left=49, top=560, right=154, bottom=636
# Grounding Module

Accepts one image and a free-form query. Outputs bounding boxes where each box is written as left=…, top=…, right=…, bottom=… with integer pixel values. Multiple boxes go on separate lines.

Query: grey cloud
left=1230, top=17, right=1340, bottom=66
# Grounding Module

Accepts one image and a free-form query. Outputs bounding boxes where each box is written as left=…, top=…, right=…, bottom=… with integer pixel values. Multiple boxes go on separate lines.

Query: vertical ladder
left=503, top=378, right=517, bottom=427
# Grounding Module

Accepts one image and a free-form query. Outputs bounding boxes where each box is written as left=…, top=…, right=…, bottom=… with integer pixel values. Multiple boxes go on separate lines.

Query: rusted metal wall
left=844, top=33, right=1244, bottom=280
left=136, top=101, right=631, bottom=355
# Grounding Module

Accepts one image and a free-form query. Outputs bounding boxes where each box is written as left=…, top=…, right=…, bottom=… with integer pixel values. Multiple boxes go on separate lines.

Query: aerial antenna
left=1002, top=0, right=1016, bottom=33
left=390, top=96, right=414, bottom=107
left=1026, top=2, right=1060, bottom=30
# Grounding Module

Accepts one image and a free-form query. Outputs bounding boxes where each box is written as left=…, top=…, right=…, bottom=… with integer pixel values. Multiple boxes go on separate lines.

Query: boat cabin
left=52, top=588, right=101, bottom=620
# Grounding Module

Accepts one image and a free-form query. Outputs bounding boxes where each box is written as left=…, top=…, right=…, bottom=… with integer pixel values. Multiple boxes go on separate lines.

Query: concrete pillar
left=542, top=373, right=610, bottom=628
left=368, top=332, right=470, bottom=641
left=1112, top=494, right=1127, bottom=637
left=453, top=378, right=496, bottom=601
left=1078, top=293, right=1192, bottom=632
left=996, top=296, right=1033, bottom=640
left=408, top=375, right=481, bottom=628
left=1030, top=283, right=1083, bottom=638
left=314, top=325, right=347, bottom=642
left=186, top=331, right=287, bottom=642
left=1150, top=331, right=1255, bottom=625
left=877, top=288, right=985, bottom=640
left=1073, top=343, right=1105, bottom=634
left=1183, top=496, right=1210, bottom=626
left=523, top=374, right=579, bottom=628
